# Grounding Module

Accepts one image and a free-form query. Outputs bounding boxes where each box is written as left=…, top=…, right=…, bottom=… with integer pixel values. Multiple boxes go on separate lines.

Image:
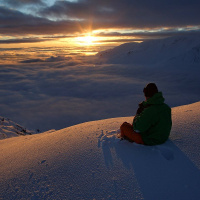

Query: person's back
left=133, top=91, right=172, bottom=145
left=120, top=83, right=172, bottom=145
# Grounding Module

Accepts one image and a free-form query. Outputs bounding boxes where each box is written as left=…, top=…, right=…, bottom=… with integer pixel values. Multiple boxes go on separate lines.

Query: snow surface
left=0, top=116, right=57, bottom=140
left=0, top=116, right=35, bottom=140
left=1, top=101, right=200, bottom=200
left=98, top=34, right=200, bottom=65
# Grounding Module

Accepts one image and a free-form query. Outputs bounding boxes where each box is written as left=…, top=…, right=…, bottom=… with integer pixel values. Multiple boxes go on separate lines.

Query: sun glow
left=76, top=34, right=97, bottom=46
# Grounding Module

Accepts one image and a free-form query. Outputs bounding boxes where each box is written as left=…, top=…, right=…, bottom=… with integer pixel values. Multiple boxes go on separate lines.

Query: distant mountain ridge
left=0, top=116, right=35, bottom=139
left=98, top=34, right=200, bottom=65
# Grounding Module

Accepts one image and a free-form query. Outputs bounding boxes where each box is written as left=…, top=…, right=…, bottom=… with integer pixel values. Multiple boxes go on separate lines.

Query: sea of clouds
left=0, top=51, right=199, bottom=131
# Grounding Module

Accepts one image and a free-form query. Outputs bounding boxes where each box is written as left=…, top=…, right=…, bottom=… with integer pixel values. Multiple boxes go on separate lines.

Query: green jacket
left=133, top=92, right=172, bottom=145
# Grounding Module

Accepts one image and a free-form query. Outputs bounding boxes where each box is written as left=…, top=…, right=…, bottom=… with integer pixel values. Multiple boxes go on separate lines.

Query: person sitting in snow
left=120, top=83, right=172, bottom=145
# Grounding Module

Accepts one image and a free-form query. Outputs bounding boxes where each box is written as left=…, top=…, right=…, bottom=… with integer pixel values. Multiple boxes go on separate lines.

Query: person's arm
left=133, top=107, right=155, bottom=133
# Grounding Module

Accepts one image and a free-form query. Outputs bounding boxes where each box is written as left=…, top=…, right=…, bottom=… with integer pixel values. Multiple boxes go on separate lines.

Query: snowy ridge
left=1, top=102, right=200, bottom=199
left=0, top=116, right=35, bottom=140
left=168, top=44, right=200, bottom=64
left=98, top=34, right=200, bottom=65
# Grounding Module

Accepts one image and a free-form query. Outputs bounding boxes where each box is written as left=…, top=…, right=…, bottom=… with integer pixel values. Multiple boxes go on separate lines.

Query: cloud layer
left=0, top=51, right=199, bottom=131
left=0, top=0, right=200, bottom=37
left=40, top=0, right=200, bottom=28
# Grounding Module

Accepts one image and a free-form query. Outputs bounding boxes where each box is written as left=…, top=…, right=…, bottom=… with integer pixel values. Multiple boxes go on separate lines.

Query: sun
left=83, top=35, right=94, bottom=45
left=76, top=34, right=96, bottom=46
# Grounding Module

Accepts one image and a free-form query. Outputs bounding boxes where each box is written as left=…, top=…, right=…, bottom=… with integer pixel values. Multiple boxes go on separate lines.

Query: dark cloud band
left=0, top=1, right=200, bottom=38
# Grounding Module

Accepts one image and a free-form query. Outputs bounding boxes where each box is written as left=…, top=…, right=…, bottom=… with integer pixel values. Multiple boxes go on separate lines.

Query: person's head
left=143, top=83, right=158, bottom=99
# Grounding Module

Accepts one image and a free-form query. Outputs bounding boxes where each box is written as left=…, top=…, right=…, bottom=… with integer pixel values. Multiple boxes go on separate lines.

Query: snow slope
left=0, top=116, right=57, bottom=140
left=0, top=116, right=35, bottom=140
left=98, top=34, right=200, bottom=65
left=0, top=102, right=200, bottom=200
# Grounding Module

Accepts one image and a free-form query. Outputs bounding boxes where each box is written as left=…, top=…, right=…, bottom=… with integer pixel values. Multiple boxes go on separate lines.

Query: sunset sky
left=0, top=0, right=199, bottom=131
left=0, top=0, right=200, bottom=50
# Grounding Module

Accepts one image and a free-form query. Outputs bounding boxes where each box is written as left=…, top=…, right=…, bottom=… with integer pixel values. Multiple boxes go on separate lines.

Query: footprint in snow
left=98, top=129, right=121, bottom=147
left=41, top=160, right=46, bottom=164
left=28, top=172, right=34, bottom=181
left=156, top=146, right=174, bottom=161
left=98, top=130, right=175, bottom=161
left=105, top=129, right=120, bottom=136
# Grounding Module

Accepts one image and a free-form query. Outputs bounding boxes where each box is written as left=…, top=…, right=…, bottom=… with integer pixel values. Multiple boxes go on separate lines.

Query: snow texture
left=0, top=102, right=200, bottom=200
left=0, top=116, right=35, bottom=139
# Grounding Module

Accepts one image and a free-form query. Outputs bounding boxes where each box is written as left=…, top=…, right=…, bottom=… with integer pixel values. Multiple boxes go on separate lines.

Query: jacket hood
left=143, top=92, right=165, bottom=105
